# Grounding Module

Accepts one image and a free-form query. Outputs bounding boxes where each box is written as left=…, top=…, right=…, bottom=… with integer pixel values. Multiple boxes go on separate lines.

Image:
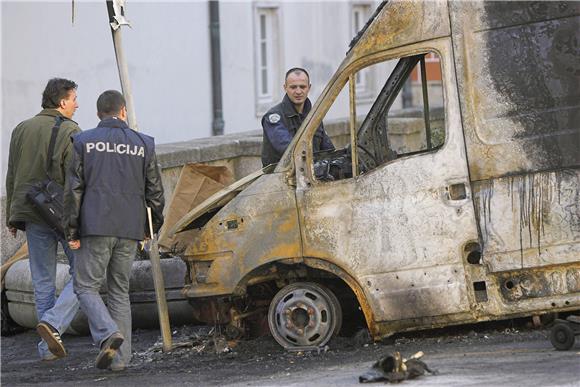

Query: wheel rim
left=269, top=285, right=337, bottom=348
left=554, top=329, right=567, bottom=344
left=550, top=323, right=574, bottom=350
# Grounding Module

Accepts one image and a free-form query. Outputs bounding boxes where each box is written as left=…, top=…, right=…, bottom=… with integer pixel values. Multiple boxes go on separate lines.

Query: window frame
left=351, top=2, right=374, bottom=100
left=305, top=49, right=447, bottom=183
left=351, top=52, right=445, bottom=176
left=253, top=4, right=282, bottom=115
left=287, top=42, right=451, bottom=188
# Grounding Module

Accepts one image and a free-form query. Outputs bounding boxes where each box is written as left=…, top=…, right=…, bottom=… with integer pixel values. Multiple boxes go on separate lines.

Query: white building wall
left=220, top=2, right=257, bottom=133
left=282, top=1, right=352, bottom=119
left=1, top=1, right=385, bottom=194
left=122, top=2, right=212, bottom=139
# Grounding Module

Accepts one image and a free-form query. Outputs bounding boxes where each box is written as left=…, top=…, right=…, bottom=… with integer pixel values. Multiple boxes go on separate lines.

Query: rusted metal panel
left=351, top=0, right=450, bottom=59
left=473, top=169, right=580, bottom=272
left=450, top=1, right=580, bottom=181
left=169, top=168, right=267, bottom=236
left=497, top=266, right=580, bottom=302
left=362, top=265, right=470, bottom=320
left=302, top=258, right=379, bottom=337
left=181, top=173, right=302, bottom=298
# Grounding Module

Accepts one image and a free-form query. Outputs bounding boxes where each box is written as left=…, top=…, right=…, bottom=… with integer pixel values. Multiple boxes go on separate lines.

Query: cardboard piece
left=158, top=164, right=233, bottom=252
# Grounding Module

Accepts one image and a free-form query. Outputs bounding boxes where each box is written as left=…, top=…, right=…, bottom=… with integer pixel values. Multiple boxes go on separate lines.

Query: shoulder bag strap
left=45, top=116, right=64, bottom=179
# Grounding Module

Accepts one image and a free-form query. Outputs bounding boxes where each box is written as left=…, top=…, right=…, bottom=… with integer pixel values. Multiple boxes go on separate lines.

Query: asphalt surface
left=1, top=320, right=579, bottom=386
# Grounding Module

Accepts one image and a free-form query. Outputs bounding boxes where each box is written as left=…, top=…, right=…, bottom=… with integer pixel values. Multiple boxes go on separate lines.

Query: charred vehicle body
left=170, top=1, right=580, bottom=349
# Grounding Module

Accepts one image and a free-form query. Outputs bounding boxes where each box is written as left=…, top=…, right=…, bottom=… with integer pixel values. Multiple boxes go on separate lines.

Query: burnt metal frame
left=356, top=54, right=426, bottom=171
left=420, top=56, right=432, bottom=150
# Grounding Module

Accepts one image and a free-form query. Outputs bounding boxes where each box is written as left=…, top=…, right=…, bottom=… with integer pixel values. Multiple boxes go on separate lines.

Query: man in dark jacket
left=261, top=67, right=334, bottom=166
left=64, top=90, right=164, bottom=371
left=5, top=78, right=81, bottom=361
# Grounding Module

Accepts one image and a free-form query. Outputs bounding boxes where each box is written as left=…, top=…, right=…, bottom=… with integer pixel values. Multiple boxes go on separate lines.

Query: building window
left=352, top=3, right=372, bottom=96
left=255, top=6, right=280, bottom=113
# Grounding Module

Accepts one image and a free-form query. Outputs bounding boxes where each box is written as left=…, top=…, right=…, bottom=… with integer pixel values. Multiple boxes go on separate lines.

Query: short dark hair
left=41, top=78, right=77, bottom=109
left=285, top=67, right=310, bottom=83
left=97, top=90, right=126, bottom=118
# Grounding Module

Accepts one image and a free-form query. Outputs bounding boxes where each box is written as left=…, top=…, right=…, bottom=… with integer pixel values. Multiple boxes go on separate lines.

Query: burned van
left=170, top=1, right=580, bottom=349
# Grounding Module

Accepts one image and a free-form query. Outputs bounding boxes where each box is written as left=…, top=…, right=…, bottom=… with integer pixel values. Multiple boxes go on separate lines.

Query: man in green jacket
left=5, top=78, right=81, bottom=361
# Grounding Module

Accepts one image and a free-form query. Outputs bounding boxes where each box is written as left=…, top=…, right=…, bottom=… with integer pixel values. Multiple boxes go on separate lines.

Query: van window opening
left=313, top=51, right=445, bottom=182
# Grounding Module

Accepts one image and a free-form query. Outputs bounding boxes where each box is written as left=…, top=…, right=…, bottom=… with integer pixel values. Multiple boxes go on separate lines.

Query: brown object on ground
left=359, top=351, right=437, bottom=383
left=157, top=164, right=233, bottom=252
left=1, top=243, right=29, bottom=288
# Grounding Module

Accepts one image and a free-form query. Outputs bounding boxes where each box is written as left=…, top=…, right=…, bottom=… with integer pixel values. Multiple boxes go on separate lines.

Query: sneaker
left=95, top=332, right=124, bottom=370
left=36, top=321, right=66, bottom=358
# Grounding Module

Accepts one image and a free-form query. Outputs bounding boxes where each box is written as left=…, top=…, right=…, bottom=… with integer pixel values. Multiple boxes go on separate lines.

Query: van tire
left=550, top=322, right=575, bottom=351
left=268, top=282, right=342, bottom=349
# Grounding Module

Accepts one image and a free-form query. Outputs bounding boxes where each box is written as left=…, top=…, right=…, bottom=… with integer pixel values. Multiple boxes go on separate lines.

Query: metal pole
left=105, top=0, right=172, bottom=352
left=147, top=208, right=173, bottom=352
left=209, top=0, right=225, bottom=136
left=106, top=0, right=138, bottom=131
left=349, top=75, right=359, bottom=177
left=420, top=56, right=432, bottom=149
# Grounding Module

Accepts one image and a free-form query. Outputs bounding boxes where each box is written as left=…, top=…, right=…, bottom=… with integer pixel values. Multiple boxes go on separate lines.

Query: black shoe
left=95, top=332, right=124, bottom=370
left=36, top=321, right=66, bottom=358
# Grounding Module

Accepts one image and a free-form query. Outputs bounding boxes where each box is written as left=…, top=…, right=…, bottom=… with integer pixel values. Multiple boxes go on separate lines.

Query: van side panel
left=450, top=1, right=580, bottom=181
left=451, top=2, right=580, bottom=319
left=473, top=169, right=580, bottom=273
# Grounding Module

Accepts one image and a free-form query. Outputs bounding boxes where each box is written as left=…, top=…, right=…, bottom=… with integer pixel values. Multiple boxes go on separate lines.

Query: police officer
left=64, top=90, right=164, bottom=371
left=261, top=67, right=334, bottom=166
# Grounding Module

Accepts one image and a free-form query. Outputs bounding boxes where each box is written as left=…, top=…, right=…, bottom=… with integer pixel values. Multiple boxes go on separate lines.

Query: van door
left=294, top=41, right=481, bottom=324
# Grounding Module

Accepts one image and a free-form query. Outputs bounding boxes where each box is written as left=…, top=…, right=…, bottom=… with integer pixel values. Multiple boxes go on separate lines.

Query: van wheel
left=268, top=282, right=342, bottom=349
left=550, top=322, right=575, bottom=351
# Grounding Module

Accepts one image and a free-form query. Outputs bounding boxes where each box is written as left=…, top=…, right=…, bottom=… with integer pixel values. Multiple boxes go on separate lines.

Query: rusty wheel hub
left=268, top=282, right=342, bottom=349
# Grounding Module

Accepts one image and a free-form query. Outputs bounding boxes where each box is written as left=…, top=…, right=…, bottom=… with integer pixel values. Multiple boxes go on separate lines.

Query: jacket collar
left=36, top=108, right=78, bottom=124
left=97, top=117, right=130, bottom=129
left=281, top=94, right=312, bottom=118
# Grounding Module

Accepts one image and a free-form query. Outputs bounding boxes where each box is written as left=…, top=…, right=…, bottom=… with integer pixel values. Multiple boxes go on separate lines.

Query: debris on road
left=141, top=325, right=235, bottom=357
left=359, top=351, right=437, bottom=383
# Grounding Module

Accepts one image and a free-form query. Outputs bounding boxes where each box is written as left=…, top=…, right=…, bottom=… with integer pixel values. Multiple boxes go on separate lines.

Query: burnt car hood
left=168, top=167, right=269, bottom=236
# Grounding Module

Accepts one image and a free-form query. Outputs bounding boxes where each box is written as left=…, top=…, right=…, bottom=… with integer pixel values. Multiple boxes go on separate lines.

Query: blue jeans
left=74, top=236, right=137, bottom=364
left=25, top=222, right=80, bottom=360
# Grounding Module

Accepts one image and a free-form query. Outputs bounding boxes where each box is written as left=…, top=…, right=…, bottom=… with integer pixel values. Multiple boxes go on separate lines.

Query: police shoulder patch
left=268, top=113, right=281, bottom=124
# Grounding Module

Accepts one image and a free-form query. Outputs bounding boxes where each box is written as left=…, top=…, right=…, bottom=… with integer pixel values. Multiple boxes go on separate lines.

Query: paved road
left=231, top=340, right=580, bottom=387
left=2, top=322, right=579, bottom=386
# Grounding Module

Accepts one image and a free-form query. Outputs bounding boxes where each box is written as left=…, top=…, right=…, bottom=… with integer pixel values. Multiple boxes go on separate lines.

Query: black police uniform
left=64, top=117, right=164, bottom=241
left=261, top=95, right=334, bottom=167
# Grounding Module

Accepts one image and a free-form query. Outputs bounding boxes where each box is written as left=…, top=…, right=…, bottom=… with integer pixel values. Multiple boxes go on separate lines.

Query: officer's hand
left=69, top=240, right=81, bottom=250
left=8, top=226, right=17, bottom=238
